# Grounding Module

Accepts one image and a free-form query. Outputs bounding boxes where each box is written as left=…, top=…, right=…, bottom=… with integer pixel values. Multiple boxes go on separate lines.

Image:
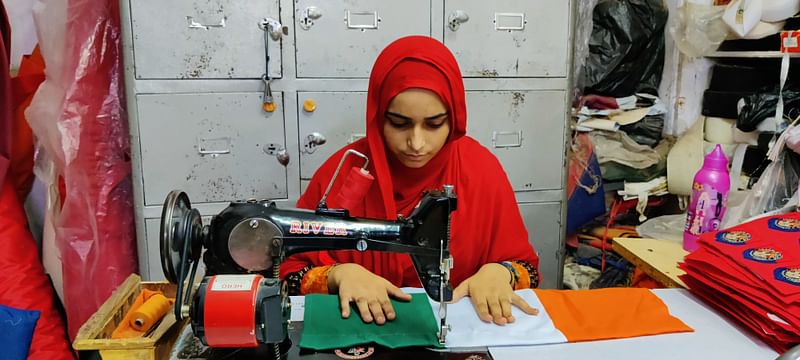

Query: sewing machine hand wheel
left=160, top=190, right=205, bottom=320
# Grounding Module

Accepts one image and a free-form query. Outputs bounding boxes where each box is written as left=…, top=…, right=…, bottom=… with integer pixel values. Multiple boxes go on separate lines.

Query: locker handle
left=259, top=17, right=288, bottom=41
left=447, top=10, right=470, bottom=31
left=197, top=137, right=232, bottom=155
left=492, top=131, right=523, bottom=148
left=345, top=10, right=380, bottom=30
left=494, top=13, right=526, bottom=31
left=264, top=143, right=290, bottom=166
left=348, top=133, right=366, bottom=144
left=186, top=16, right=227, bottom=30
left=300, top=6, right=323, bottom=30
left=303, top=133, right=327, bottom=154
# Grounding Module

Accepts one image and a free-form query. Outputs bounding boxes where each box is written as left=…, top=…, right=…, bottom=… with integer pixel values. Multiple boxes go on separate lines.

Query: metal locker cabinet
left=297, top=92, right=367, bottom=179
left=121, top=0, right=574, bottom=284
left=443, top=0, right=570, bottom=77
left=294, top=0, right=431, bottom=78
left=519, top=202, right=564, bottom=289
left=143, top=218, right=163, bottom=281
left=466, top=90, right=566, bottom=192
left=136, top=92, right=289, bottom=206
left=130, top=0, right=283, bottom=79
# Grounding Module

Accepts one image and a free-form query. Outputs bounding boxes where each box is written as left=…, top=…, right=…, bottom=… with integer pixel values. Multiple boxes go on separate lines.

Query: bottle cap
left=703, top=144, right=729, bottom=171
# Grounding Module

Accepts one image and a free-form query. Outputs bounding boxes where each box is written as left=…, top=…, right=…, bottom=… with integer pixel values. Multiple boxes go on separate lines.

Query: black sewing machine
left=159, top=181, right=456, bottom=359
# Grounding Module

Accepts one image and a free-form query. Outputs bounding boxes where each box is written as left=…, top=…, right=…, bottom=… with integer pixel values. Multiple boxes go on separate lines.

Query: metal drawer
left=130, top=0, right=283, bottom=79
left=136, top=92, right=289, bottom=206
left=444, top=0, right=570, bottom=77
left=294, top=0, right=431, bottom=78
left=519, top=201, right=564, bottom=289
left=466, top=90, right=566, bottom=192
left=297, top=92, right=367, bottom=179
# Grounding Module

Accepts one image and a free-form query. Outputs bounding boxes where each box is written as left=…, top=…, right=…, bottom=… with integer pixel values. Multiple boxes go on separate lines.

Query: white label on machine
left=784, top=36, right=798, bottom=50
left=211, top=274, right=258, bottom=291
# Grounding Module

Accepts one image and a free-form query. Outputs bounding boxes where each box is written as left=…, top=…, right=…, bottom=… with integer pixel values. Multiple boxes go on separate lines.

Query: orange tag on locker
left=781, top=31, right=800, bottom=53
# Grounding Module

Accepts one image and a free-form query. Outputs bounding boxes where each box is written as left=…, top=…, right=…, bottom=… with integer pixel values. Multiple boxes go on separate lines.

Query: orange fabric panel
left=535, top=288, right=693, bottom=342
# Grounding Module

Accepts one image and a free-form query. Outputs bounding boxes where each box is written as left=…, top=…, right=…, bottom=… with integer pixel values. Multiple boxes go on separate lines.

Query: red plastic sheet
left=26, top=0, right=137, bottom=338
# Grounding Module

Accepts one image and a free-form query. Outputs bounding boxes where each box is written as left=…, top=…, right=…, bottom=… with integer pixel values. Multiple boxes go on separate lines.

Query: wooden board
left=612, top=237, right=688, bottom=288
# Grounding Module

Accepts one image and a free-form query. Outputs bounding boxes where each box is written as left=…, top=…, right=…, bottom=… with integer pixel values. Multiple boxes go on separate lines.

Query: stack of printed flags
left=680, top=213, right=800, bottom=352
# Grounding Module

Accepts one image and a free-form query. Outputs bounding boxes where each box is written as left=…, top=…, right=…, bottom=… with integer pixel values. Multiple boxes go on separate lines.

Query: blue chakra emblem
left=774, top=267, right=800, bottom=286
left=743, top=248, right=783, bottom=264
left=715, top=231, right=752, bottom=245
left=768, top=218, right=800, bottom=232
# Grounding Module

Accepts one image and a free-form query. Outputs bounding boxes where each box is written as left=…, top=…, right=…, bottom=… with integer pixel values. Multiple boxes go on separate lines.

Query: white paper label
left=783, top=36, right=799, bottom=50
left=210, top=274, right=257, bottom=292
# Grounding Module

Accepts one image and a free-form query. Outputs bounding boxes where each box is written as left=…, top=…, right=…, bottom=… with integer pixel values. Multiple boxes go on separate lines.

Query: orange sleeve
left=511, top=262, right=530, bottom=289
left=511, top=260, right=539, bottom=289
left=300, top=265, right=335, bottom=294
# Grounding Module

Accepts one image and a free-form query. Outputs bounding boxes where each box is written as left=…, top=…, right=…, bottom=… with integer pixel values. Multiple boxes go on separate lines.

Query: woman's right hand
left=327, top=263, right=412, bottom=324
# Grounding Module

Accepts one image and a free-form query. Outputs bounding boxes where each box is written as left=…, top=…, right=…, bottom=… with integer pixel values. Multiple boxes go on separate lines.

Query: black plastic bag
left=582, top=0, right=669, bottom=97
left=619, top=114, right=664, bottom=147
left=738, top=88, right=800, bottom=132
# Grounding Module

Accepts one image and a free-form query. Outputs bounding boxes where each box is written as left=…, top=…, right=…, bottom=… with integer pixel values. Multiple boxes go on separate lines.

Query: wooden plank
left=74, top=274, right=141, bottom=348
left=73, top=273, right=186, bottom=357
left=612, top=237, right=688, bottom=288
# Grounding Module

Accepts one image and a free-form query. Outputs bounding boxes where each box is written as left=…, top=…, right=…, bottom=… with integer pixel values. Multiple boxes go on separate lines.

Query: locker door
left=519, top=202, right=564, bottom=289
left=130, top=0, right=282, bottom=79
left=443, top=0, right=570, bottom=77
left=466, top=90, right=566, bottom=192
left=137, top=92, right=289, bottom=206
left=294, top=0, right=431, bottom=78
left=298, top=92, right=367, bottom=179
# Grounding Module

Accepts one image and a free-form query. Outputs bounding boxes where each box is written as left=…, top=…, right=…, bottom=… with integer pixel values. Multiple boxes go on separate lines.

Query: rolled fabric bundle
left=726, top=20, right=784, bottom=39
left=761, top=0, right=800, bottom=22
left=704, top=117, right=737, bottom=144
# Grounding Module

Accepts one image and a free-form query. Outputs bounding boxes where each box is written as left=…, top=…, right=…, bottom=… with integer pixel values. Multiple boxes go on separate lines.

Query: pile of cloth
left=680, top=213, right=800, bottom=353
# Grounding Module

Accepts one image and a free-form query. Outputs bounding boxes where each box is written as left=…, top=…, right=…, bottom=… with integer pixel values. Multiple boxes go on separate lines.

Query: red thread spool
left=331, top=166, right=374, bottom=210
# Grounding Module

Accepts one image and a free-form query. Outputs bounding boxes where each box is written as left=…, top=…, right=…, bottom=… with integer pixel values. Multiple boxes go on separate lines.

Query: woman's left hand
left=451, top=263, right=539, bottom=325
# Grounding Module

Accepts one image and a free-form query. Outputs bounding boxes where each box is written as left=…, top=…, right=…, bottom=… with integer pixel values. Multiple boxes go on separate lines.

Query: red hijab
left=280, top=36, right=538, bottom=288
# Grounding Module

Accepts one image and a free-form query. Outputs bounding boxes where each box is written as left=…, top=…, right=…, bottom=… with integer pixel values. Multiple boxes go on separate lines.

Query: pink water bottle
left=684, top=144, right=730, bottom=252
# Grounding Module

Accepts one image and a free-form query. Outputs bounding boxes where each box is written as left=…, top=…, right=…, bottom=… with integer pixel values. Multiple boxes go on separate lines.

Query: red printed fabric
left=680, top=213, right=800, bottom=353
left=279, top=36, right=538, bottom=288
left=698, top=214, right=800, bottom=296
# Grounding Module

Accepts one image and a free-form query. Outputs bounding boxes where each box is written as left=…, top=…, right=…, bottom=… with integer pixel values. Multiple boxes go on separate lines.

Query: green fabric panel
left=300, top=293, right=443, bottom=350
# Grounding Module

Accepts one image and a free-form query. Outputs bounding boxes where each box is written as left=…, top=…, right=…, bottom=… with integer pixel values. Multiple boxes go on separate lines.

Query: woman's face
left=383, top=89, right=451, bottom=168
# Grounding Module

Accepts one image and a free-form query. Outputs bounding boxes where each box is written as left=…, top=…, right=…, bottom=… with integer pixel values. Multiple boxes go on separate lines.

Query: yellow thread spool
left=130, top=293, right=172, bottom=333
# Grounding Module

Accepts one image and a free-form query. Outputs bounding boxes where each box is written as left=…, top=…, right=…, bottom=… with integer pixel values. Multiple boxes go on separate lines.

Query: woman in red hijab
left=281, top=36, right=540, bottom=326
